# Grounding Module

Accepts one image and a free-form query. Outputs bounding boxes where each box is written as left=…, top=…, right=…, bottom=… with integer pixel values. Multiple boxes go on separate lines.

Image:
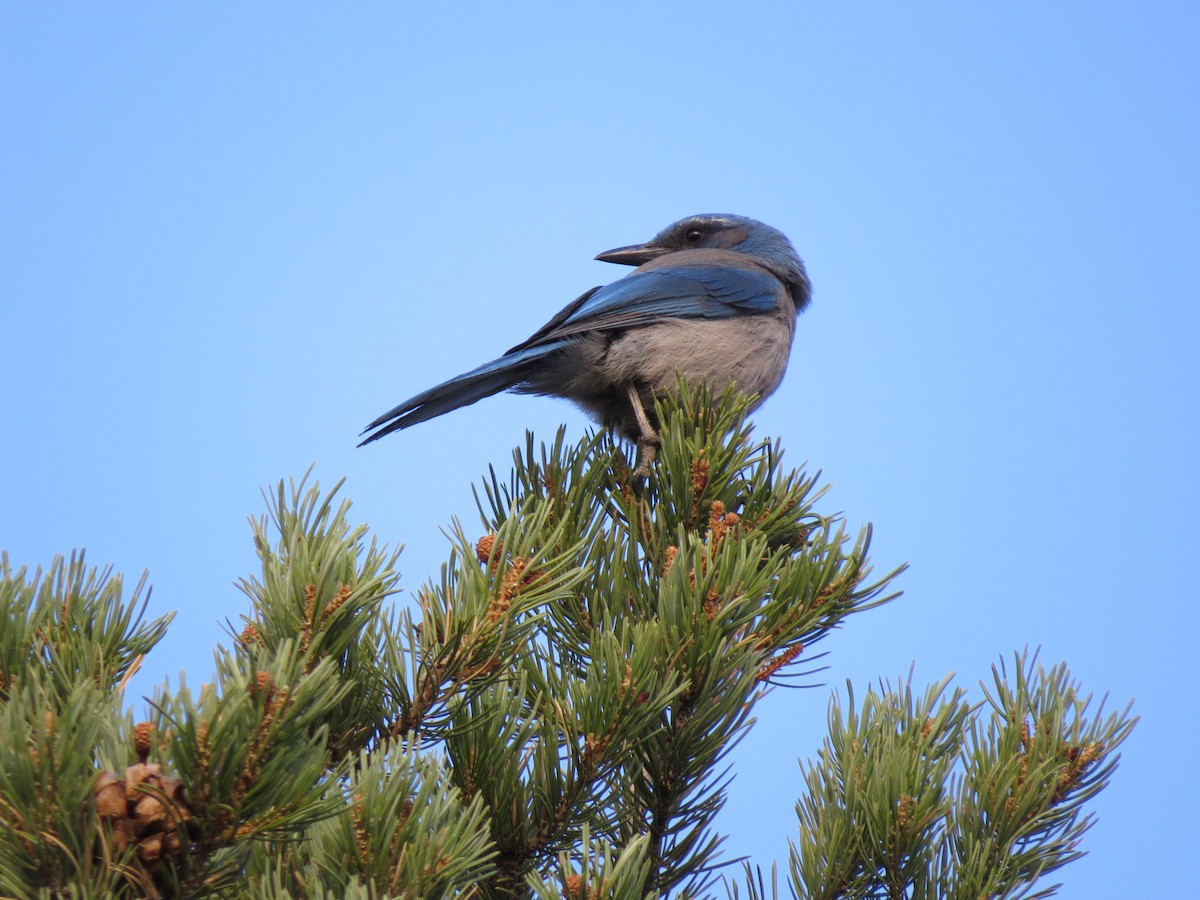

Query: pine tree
left=0, top=389, right=1135, bottom=898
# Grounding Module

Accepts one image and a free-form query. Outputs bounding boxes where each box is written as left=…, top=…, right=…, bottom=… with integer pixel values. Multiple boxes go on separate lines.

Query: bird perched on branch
left=360, top=213, right=811, bottom=476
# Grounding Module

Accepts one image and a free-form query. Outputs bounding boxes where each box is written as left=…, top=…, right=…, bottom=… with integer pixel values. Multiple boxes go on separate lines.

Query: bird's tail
left=358, top=341, right=565, bottom=446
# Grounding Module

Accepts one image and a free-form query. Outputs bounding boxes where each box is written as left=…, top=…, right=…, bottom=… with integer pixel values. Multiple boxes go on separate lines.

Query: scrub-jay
left=360, top=214, right=811, bottom=475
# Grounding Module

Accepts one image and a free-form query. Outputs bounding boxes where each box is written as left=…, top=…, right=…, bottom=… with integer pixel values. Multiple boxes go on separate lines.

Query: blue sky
left=3, top=4, right=1197, bottom=895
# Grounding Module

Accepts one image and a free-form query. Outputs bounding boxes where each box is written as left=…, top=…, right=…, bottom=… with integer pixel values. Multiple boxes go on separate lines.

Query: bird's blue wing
left=361, top=264, right=782, bottom=445
left=509, top=265, right=780, bottom=352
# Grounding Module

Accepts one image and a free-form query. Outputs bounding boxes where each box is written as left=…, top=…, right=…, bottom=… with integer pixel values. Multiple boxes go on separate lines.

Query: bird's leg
left=626, top=383, right=660, bottom=478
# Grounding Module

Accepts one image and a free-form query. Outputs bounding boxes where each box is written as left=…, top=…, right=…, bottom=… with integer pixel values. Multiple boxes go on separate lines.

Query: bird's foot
left=632, top=435, right=660, bottom=479
left=626, top=383, right=661, bottom=479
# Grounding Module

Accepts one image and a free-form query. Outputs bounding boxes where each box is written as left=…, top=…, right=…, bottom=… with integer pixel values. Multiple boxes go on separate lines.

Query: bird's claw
left=626, top=383, right=661, bottom=479
left=632, top=435, right=660, bottom=480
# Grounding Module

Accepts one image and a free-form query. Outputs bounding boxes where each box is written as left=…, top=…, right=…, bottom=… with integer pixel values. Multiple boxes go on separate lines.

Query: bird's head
left=596, top=214, right=811, bottom=312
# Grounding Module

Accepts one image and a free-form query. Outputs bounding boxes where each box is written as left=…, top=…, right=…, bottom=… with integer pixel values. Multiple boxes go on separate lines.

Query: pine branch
left=774, top=653, right=1137, bottom=900
left=451, top=386, right=902, bottom=896
left=0, top=388, right=1135, bottom=899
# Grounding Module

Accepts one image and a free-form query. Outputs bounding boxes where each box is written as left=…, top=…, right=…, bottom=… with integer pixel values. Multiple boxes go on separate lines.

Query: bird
left=360, top=213, right=811, bottom=476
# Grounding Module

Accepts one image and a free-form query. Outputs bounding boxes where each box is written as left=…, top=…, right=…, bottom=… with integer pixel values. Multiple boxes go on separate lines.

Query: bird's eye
left=685, top=228, right=705, bottom=243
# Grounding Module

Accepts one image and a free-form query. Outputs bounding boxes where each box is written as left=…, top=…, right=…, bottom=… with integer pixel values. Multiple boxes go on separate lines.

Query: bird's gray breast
left=602, top=313, right=794, bottom=399
left=523, top=309, right=795, bottom=438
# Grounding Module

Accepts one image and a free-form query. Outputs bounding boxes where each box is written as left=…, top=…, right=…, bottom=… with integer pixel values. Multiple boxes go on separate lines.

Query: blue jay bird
left=360, top=214, right=811, bottom=476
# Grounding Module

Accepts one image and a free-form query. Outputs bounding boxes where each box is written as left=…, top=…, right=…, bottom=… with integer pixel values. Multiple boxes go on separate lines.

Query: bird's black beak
left=595, top=242, right=669, bottom=266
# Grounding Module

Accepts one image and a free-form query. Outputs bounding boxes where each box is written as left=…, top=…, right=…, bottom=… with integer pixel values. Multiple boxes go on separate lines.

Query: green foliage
left=233, top=475, right=403, bottom=762
left=245, top=739, right=495, bottom=898
left=0, top=679, right=130, bottom=897
left=943, top=654, right=1137, bottom=900
left=0, top=551, right=172, bottom=705
left=0, top=389, right=1134, bottom=899
left=789, top=673, right=971, bottom=899
left=0, top=553, right=166, bottom=896
left=727, top=653, right=1136, bottom=900
left=524, top=827, right=654, bottom=899
left=452, top=386, right=900, bottom=897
